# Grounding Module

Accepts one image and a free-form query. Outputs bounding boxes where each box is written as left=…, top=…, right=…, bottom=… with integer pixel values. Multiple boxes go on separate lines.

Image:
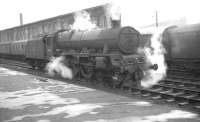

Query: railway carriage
left=0, top=5, right=109, bottom=44
left=0, top=42, right=11, bottom=56
left=10, top=40, right=27, bottom=57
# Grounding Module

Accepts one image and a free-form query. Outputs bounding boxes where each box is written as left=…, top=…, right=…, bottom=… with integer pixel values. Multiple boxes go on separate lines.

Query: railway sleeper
left=160, top=80, right=200, bottom=88
left=141, top=92, right=151, bottom=97
left=132, top=86, right=200, bottom=107
left=168, top=75, right=200, bottom=82
left=154, top=84, right=200, bottom=94
left=151, top=94, right=162, bottom=100
left=164, top=78, right=200, bottom=85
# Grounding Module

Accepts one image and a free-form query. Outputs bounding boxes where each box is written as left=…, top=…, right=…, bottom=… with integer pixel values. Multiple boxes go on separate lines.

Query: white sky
left=0, top=0, right=200, bottom=30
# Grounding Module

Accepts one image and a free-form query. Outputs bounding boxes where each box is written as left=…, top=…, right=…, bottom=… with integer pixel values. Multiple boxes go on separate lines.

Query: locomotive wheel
left=80, top=65, right=93, bottom=80
left=94, top=70, right=105, bottom=85
left=112, top=72, right=123, bottom=88
left=121, top=72, right=132, bottom=89
left=71, top=64, right=79, bottom=79
left=65, top=58, right=79, bottom=79
left=134, top=67, right=144, bottom=88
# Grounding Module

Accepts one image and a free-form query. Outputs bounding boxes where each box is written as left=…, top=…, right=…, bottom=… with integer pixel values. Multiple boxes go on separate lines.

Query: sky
left=0, top=0, right=200, bottom=30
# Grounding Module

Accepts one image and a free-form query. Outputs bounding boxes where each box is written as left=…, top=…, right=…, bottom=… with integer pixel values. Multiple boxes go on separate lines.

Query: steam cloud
left=46, top=11, right=97, bottom=79
left=71, top=11, right=97, bottom=31
left=106, top=2, right=121, bottom=21
left=46, top=56, right=73, bottom=79
left=106, top=1, right=168, bottom=88
left=140, top=30, right=167, bottom=88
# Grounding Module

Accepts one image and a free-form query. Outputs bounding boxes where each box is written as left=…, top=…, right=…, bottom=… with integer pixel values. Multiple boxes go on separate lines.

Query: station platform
left=0, top=66, right=199, bottom=122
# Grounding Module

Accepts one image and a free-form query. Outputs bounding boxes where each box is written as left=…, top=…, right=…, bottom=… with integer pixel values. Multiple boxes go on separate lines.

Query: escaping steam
left=45, top=11, right=97, bottom=79
left=71, top=10, right=97, bottom=31
left=106, top=2, right=121, bottom=21
left=140, top=29, right=167, bottom=88
left=46, top=56, right=73, bottom=79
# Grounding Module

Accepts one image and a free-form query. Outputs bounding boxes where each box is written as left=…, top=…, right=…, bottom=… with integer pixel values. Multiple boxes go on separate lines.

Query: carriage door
left=43, top=35, right=54, bottom=59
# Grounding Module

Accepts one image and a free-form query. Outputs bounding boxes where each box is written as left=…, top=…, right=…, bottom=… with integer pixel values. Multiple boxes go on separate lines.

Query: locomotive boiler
left=56, top=26, right=140, bottom=54
left=162, top=23, right=200, bottom=72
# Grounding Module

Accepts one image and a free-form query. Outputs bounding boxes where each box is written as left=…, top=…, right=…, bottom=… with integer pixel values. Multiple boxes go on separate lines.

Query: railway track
left=168, top=66, right=200, bottom=77
left=0, top=58, right=31, bottom=69
left=132, top=79, right=200, bottom=106
left=1, top=58, right=200, bottom=112
left=129, top=70, right=200, bottom=112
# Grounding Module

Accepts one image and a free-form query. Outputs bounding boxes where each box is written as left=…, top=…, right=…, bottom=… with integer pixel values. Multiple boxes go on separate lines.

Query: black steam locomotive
left=0, top=25, right=157, bottom=88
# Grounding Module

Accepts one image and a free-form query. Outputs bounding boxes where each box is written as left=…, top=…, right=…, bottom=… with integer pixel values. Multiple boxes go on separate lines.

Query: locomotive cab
left=43, top=34, right=57, bottom=59
left=25, top=33, right=57, bottom=69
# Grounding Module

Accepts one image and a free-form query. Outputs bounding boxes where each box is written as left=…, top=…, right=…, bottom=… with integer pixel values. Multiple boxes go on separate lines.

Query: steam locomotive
left=162, top=23, right=200, bottom=73
left=0, top=25, right=158, bottom=88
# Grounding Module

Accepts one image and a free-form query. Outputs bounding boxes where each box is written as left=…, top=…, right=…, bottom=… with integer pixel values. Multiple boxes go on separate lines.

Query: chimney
left=20, top=13, right=23, bottom=26
left=110, top=15, right=121, bottom=28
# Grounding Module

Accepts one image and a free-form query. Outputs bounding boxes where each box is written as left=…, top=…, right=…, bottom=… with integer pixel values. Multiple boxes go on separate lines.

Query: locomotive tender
left=0, top=26, right=157, bottom=88
left=162, top=23, right=200, bottom=72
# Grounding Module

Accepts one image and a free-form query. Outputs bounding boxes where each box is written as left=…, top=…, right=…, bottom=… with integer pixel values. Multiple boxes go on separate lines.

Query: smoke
left=45, top=11, right=97, bottom=79
left=71, top=10, right=97, bottom=31
left=45, top=56, right=73, bottom=79
left=140, top=29, right=167, bottom=88
left=106, top=2, right=121, bottom=20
